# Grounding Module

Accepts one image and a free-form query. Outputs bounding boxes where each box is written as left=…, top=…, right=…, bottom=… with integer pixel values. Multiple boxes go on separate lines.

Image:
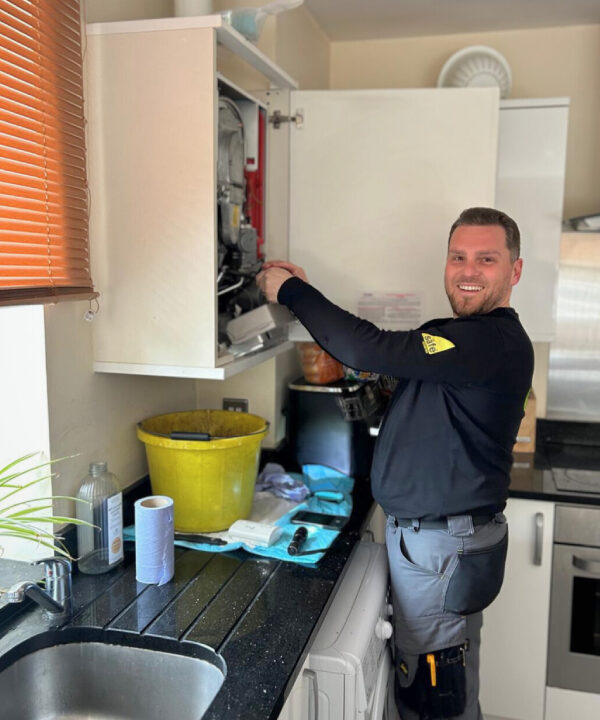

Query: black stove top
left=550, top=467, right=600, bottom=494
left=540, top=436, right=600, bottom=496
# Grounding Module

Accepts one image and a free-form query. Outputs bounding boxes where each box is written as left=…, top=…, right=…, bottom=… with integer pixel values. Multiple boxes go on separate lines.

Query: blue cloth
left=124, top=465, right=354, bottom=566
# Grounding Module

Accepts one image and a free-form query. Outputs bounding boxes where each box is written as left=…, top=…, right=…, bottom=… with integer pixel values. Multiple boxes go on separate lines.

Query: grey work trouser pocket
left=443, top=526, right=508, bottom=615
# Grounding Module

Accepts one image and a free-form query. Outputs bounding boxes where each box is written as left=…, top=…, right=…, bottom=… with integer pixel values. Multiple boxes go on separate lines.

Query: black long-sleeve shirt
left=278, top=277, right=534, bottom=519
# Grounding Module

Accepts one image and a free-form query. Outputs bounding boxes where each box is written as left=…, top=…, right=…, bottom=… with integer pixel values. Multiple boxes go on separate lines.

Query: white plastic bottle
left=76, top=461, right=124, bottom=574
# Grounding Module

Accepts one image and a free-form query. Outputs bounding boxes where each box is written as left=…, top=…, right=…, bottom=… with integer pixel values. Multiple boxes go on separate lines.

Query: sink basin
left=0, top=630, right=225, bottom=719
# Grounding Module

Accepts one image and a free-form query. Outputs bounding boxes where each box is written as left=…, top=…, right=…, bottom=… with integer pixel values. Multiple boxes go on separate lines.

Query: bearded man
left=257, top=207, right=533, bottom=720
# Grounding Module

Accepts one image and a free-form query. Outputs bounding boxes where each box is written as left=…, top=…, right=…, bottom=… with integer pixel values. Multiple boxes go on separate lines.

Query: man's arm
left=275, top=274, right=507, bottom=384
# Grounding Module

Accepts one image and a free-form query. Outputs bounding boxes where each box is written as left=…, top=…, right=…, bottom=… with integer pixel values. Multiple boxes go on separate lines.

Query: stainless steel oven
left=547, top=504, right=600, bottom=693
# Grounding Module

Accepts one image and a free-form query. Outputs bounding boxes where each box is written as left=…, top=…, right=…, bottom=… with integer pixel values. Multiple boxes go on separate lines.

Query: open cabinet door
left=288, top=88, right=499, bottom=325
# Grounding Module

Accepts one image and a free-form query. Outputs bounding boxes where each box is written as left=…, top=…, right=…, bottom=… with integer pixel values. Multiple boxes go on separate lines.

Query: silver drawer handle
left=572, top=556, right=600, bottom=576
left=304, top=669, right=319, bottom=720
left=533, top=512, right=544, bottom=566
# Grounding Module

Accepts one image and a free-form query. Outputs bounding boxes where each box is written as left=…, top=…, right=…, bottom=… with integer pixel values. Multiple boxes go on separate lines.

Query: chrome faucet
left=5, top=557, right=72, bottom=621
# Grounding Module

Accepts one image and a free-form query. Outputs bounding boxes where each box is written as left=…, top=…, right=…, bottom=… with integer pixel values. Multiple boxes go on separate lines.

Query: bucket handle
left=170, top=431, right=211, bottom=441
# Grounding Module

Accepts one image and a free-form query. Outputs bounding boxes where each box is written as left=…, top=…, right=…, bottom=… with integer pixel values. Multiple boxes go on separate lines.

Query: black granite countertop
left=2, top=419, right=600, bottom=719
left=507, top=419, right=600, bottom=507
left=0, top=477, right=376, bottom=720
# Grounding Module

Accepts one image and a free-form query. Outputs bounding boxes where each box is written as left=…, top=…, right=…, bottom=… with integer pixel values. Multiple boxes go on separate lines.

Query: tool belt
left=398, top=643, right=468, bottom=719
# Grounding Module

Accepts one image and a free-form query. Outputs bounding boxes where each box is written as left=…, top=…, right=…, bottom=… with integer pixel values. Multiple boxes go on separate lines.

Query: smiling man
left=445, top=214, right=522, bottom=318
left=256, top=207, right=534, bottom=720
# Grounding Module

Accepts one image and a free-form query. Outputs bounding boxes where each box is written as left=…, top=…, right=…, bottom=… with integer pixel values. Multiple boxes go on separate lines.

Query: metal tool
left=287, top=525, right=331, bottom=557
left=174, top=532, right=228, bottom=546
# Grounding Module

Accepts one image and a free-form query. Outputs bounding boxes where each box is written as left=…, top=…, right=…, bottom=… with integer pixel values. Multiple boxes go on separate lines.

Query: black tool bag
left=398, top=643, right=467, bottom=719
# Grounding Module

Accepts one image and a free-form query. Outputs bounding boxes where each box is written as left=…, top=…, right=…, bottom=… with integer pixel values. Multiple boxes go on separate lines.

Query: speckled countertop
left=0, top=478, right=375, bottom=720
left=508, top=419, right=600, bottom=507
left=1, top=420, right=599, bottom=719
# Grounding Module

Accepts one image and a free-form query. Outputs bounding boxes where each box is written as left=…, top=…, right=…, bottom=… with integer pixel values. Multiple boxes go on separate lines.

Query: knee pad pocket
left=397, top=645, right=467, bottom=719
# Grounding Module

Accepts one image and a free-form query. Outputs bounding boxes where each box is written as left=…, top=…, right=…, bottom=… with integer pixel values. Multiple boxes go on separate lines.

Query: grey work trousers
left=385, top=513, right=508, bottom=720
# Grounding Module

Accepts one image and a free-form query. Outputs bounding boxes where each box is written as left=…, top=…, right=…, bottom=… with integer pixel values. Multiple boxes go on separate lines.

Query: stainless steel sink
left=0, top=632, right=225, bottom=719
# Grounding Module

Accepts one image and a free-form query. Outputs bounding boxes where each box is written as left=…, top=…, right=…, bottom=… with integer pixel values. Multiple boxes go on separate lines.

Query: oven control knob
left=376, top=618, right=393, bottom=640
left=385, top=603, right=393, bottom=617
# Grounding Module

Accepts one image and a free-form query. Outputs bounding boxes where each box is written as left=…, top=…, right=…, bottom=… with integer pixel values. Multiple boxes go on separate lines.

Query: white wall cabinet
left=287, top=88, right=499, bottom=324
left=479, top=498, right=555, bottom=720
left=496, top=99, right=569, bottom=342
left=286, top=95, right=567, bottom=342
left=86, top=16, right=295, bottom=380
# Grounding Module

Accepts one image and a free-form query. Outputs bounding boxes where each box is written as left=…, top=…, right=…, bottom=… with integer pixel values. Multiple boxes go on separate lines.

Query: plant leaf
left=3, top=514, right=93, bottom=526
left=0, top=453, right=82, bottom=559
left=1, top=496, right=91, bottom=515
left=0, top=453, right=38, bottom=478
left=0, top=475, right=53, bottom=504
left=0, top=532, right=71, bottom=558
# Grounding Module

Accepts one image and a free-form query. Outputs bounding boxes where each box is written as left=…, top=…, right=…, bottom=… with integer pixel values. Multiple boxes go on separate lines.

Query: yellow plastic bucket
left=137, top=410, right=269, bottom=532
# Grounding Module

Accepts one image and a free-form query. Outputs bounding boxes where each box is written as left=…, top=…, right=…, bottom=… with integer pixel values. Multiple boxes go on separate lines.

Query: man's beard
left=446, top=280, right=510, bottom=317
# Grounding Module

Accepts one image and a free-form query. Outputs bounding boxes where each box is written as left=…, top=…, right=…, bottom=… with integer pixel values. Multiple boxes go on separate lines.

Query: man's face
left=444, top=224, right=522, bottom=317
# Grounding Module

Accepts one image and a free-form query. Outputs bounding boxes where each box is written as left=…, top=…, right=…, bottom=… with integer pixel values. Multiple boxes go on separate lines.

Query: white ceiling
left=304, top=0, right=600, bottom=41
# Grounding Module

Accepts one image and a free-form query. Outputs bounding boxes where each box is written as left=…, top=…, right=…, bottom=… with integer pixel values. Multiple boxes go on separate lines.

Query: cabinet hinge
left=268, top=109, right=304, bottom=130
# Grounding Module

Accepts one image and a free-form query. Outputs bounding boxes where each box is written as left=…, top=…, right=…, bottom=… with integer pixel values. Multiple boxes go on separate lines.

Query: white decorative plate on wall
left=437, top=46, right=512, bottom=99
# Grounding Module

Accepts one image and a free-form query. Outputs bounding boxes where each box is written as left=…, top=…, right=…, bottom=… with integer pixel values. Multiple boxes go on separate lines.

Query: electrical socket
left=223, top=397, right=249, bottom=413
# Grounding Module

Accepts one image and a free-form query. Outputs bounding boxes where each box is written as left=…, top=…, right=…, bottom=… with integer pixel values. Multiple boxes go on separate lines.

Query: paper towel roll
left=134, top=496, right=175, bottom=585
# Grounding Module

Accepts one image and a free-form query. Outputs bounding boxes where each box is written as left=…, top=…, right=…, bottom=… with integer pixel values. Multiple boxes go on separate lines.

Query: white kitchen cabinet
left=496, top=99, right=569, bottom=342
left=286, top=94, right=567, bottom=339
left=287, top=88, right=499, bottom=323
left=86, top=16, right=296, bottom=380
left=479, top=498, right=555, bottom=720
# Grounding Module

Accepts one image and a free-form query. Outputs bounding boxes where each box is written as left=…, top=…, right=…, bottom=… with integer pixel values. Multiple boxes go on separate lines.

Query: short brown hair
left=448, top=207, right=520, bottom=261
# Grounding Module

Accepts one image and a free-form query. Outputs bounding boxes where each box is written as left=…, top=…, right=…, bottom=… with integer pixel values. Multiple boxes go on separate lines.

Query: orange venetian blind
left=0, top=0, right=94, bottom=305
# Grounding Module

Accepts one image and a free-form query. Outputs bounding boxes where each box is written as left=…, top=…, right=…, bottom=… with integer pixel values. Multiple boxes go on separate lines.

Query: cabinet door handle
left=572, top=556, right=600, bottom=576
left=533, top=512, right=544, bottom=566
left=303, top=669, right=319, bottom=720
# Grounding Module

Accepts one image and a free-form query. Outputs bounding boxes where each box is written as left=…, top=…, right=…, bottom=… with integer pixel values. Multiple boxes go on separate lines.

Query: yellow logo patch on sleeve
left=421, top=333, right=456, bottom=355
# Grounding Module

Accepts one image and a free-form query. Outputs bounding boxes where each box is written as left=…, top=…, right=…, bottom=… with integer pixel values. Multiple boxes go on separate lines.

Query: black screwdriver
left=287, top=526, right=330, bottom=557
left=287, top=526, right=308, bottom=555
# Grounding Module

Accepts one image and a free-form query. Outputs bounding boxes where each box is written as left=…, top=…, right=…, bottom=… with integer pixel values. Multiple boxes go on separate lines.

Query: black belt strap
left=393, top=514, right=496, bottom=530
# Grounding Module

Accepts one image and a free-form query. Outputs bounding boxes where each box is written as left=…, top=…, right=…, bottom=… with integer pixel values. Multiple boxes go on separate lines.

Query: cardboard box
left=513, top=388, right=536, bottom=454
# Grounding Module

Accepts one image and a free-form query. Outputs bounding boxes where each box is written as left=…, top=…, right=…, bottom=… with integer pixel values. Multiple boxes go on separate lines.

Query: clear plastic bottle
left=76, top=461, right=124, bottom=574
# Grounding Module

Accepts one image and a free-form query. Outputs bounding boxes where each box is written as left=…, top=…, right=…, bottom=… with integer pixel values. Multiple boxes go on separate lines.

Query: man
left=256, top=207, right=533, bottom=720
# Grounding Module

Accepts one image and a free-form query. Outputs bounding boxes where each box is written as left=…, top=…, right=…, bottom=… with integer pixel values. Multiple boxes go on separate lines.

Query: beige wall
left=275, top=6, right=329, bottom=89
left=84, top=0, right=172, bottom=23
left=330, top=23, right=600, bottom=220
left=211, top=0, right=330, bottom=90
left=45, top=302, right=196, bottom=511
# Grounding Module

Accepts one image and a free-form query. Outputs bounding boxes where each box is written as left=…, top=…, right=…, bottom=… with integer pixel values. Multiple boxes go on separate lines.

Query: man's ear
left=511, top=258, right=523, bottom=286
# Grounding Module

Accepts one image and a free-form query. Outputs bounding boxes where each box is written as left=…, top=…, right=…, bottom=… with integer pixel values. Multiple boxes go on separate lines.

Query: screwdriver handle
left=287, top=526, right=308, bottom=555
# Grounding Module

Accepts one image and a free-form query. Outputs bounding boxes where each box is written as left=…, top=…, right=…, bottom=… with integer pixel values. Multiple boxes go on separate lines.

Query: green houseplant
left=0, top=453, right=90, bottom=560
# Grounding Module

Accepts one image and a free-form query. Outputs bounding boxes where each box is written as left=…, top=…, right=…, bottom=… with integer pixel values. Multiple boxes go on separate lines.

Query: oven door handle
left=572, top=555, right=600, bottom=575
left=533, top=512, right=544, bottom=566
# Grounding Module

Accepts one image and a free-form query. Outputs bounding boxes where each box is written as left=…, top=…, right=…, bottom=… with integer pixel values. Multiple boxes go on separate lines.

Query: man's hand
left=261, top=260, right=309, bottom=283
left=256, top=260, right=308, bottom=302
left=256, top=266, right=293, bottom=302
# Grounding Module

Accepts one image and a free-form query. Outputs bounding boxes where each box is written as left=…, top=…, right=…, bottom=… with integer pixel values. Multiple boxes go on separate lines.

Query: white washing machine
left=279, top=541, right=399, bottom=720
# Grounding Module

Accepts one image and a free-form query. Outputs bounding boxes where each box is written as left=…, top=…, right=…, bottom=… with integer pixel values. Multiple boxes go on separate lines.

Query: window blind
left=0, top=0, right=94, bottom=305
